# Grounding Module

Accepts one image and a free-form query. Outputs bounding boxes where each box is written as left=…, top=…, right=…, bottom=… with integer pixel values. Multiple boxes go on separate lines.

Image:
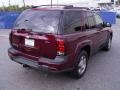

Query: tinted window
left=84, top=12, right=96, bottom=30
left=14, top=9, right=61, bottom=34
left=63, top=10, right=82, bottom=34
left=94, top=15, right=103, bottom=25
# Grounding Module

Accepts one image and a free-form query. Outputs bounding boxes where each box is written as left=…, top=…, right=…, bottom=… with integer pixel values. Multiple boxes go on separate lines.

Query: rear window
left=14, top=9, right=61, bottom=34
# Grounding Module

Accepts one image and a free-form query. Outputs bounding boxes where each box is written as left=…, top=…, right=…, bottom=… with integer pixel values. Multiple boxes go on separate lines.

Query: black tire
left=71, top=50, right=88, bottom=79
left=102, top=36, right=112, bottom=51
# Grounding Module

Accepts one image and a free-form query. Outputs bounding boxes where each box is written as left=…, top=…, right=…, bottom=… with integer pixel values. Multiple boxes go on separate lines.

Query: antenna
left=51, top=0, right=52, bottom=8
left=57, top=0, right=58, bottom=7
left=8, top=0, right=11, bottom=6
left=23, top=0, right=26, bottom=8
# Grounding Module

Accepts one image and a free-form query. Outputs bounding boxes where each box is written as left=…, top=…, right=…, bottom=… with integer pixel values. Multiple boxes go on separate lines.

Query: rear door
left=62, top=10, right=84, bottom=56
left=11, top=31, right=57, bottom=59
left=82, top=12, right=102, bottom=53
left=11, top=10, right=62, bottom=60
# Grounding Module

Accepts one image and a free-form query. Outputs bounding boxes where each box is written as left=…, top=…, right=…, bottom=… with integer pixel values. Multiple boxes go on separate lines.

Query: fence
left=99, top=11, right=116, bottom=24
left=0, top=11, right=20, bottom=29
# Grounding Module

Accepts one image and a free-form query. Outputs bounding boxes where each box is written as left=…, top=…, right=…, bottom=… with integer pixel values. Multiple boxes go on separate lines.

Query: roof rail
left=32, top=4, right=73, bottom=9
left=72, top=7, right=90, bottom=10
left=32, top=5, right=90, bottom=10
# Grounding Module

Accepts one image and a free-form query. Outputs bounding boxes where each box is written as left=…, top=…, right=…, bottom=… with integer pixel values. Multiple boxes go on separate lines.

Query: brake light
left=57, top=39, right=65, bottom=56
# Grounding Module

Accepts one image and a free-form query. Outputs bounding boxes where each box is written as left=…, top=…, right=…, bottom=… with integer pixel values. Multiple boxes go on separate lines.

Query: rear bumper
left=8, top=48, right=72, bottom=72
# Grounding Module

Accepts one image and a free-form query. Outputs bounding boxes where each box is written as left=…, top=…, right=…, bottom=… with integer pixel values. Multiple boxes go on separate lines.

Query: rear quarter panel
left=63, top=32, right=92, bottom=67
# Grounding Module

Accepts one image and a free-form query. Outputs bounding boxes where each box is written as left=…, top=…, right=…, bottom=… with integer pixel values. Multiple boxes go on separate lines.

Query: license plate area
left=25, top=38, right=35, bottom=47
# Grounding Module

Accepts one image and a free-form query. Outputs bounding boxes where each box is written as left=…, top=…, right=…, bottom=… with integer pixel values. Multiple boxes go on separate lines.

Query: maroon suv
left=8, top=5, right=113, bottom=79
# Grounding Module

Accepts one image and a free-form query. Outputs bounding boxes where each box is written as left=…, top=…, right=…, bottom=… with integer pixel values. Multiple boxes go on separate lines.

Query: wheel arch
left=75, top=40, right=92, bottom=59
left=73, top=44, right=91, bottom=71
left=80, top=45, right=91, bottom=58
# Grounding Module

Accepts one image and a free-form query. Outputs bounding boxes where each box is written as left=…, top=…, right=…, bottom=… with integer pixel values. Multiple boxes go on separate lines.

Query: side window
left=84, top=12, right=96, bottom=30
left=94, top=15, right=103, bottom=25
left=64, top=11, right=82, bottom=34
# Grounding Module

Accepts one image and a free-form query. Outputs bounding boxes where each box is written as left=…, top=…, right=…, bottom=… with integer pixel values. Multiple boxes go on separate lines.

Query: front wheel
left=71, top=51, right=88, bottom=79
left=102, top=37, right=112, bottom=51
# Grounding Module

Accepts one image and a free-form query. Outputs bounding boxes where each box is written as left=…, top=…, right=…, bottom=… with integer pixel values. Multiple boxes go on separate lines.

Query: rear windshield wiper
left=29, top=31, right=45, bottom=36
left=15, top=28, right=32, bottom=33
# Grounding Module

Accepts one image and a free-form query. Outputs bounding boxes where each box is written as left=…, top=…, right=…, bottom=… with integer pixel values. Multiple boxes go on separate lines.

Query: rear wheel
left=71, top=51, right=88, bottom=79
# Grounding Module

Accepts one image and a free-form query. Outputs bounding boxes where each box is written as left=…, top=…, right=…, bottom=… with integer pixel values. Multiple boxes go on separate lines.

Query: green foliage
left=0, top=5, right=32, bottom=11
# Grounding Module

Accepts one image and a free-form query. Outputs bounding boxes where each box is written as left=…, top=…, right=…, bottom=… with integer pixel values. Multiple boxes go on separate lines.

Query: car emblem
left=26, top=36, right=30, bottom=38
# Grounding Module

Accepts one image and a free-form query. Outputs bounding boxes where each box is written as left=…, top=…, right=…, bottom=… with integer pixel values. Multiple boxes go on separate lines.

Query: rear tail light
left=57, top=39, right=65, bottom=56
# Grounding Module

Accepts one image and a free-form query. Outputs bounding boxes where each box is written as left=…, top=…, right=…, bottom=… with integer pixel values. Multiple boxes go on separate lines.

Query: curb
left=0, top=35, right=9, bottom=38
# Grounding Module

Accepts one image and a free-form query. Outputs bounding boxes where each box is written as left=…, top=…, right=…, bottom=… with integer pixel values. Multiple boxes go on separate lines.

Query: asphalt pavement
left=0, top=19, right=120, bottom=90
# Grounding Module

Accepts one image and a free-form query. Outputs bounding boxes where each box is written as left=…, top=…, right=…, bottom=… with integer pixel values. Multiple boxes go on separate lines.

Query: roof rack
left=72, top=7, right=90, bottom=10
left=32, top=4, right=74, bottom=9
left=32, top=5, right=90, bottom=10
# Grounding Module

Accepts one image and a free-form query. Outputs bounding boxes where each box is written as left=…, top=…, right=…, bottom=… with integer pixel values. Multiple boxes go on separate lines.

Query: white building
left=93, top=0, right=111, bottom=3
left=66, top=0, right=99, bottom=8
left=67, top=0, right=114, bottom=8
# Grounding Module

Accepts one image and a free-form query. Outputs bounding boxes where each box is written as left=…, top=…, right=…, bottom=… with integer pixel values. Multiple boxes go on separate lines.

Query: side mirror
left=103, top=22, right=112, bottom=27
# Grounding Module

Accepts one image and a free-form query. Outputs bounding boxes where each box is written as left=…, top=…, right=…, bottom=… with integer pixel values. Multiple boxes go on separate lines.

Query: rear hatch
left=10, top=9, right=62, bottom=59
left=11, top=30, right=57, bottom=59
